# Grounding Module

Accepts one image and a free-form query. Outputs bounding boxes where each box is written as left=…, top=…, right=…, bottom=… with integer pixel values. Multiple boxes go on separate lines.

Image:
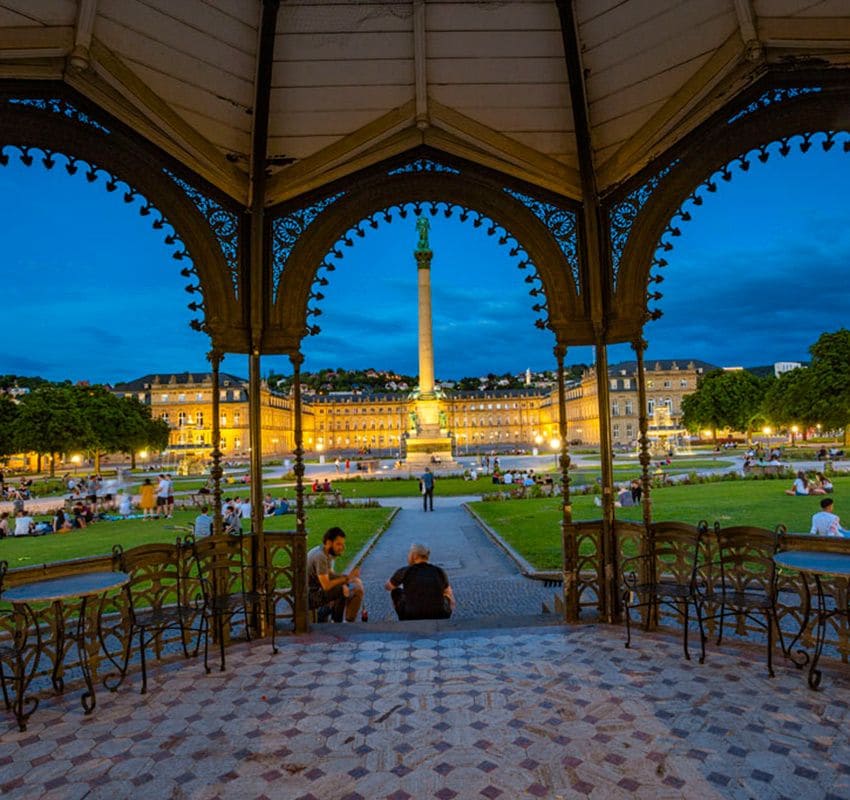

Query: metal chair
left=192, top=533, right=275, bottom=673
left=104, top=539, right=207, bottom=695
left=622, top=521, right=708, bottom=662
left=707, top=524, right=784, bottom=677
left=0, top=561, right=41, bottom=731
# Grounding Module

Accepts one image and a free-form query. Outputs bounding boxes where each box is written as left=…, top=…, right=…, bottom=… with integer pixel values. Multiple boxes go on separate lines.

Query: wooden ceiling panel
left=432, top=82, right=569, bottom=112
left=98, top=0, right=255, bottom=76
left=271, top=84, right=412, bottom=113
left=0, top=0, right=75, bottom=26
left=129, top=0, right=256, bottom=52
left=753, top=0, right=845, bottom=15
left=275, top=31, right=411, bottom=61
left=582, top=0, right=732, bottom=65
left=127, top=60, right=251, bottom=138
left=593, top=101, right=668, bottom=154
left=170, top=105, right=250, bottom=153
left=277, top=2, right=412, bottom=33
left=591, top=51, right=716, bottom=127
left=427, top=1, right=557, bottom=31
left=427, top=30, right=563, bottom=60
left=96, top=16, right=253, bottom=110
left=267, top=135, right=343, bottom=160
left=428, top=56, right=566, bottom=86
left=267, top=108, right=392, bottom=138
left=273, top=58, right=414, bottom=88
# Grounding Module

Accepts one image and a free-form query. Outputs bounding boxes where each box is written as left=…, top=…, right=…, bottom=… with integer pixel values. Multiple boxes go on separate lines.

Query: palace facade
left=112, top=361, right=714, bottom=458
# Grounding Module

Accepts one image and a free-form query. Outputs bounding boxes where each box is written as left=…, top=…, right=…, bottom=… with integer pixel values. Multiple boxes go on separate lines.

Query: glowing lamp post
left=791, top=425, right=799, bottom=446
left=550, top=438, right=561, bottom=468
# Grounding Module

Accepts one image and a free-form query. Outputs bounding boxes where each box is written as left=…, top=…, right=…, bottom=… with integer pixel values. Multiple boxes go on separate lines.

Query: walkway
left=355, top=496, right=555, bottom=625
left=3, top=624, right=850, bottom=799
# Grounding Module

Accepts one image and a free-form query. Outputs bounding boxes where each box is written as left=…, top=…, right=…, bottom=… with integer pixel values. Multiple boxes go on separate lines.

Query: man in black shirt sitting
left=385, top=542, right=455, bottom=620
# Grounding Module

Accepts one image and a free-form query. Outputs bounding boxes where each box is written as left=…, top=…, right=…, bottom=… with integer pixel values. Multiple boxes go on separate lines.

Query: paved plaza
left=4, top=495, right=850, bottom=799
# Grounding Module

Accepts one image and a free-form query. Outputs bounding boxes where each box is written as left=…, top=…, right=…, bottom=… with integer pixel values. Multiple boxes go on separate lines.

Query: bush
left=30, top=478, right=67, bottom=497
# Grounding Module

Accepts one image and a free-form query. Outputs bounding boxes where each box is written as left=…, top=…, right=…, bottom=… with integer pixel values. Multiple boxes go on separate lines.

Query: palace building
left=112, top=360, right=712, bottom=459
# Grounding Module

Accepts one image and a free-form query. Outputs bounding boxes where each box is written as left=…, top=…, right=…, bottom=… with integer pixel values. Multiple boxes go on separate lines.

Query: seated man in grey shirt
left=307, top=527, right=364, bottom=623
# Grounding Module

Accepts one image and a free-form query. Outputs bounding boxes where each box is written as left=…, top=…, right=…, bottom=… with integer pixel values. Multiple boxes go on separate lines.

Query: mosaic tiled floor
left=2, top=622, right=850, bottom=800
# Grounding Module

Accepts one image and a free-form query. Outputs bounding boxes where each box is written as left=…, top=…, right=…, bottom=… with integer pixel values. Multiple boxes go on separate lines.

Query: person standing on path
left=421, top=467, right=435, bottom=512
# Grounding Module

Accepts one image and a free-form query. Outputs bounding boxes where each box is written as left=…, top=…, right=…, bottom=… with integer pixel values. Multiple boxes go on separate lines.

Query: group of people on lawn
left=784, top=471, right=833, bottom=496
left=307, top=527, right=455, bottom=623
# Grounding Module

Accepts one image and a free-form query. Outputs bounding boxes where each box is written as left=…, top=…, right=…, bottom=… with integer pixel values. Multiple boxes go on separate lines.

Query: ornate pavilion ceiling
left=0, top=0, right=849, bottom=207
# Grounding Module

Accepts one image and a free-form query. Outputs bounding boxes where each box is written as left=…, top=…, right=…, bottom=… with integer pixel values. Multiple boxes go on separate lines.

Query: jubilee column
left=416, top=216, right=435, bottom=398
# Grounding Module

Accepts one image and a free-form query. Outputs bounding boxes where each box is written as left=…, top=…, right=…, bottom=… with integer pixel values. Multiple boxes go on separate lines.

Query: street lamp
left=762, top=426, right=772, bottom=454
left=790, top=425, right=799, bottom=446
left=550, top=438, right=561, bottom=468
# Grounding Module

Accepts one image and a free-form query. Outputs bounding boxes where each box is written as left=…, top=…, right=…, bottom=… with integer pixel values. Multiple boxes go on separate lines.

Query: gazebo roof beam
left=733, top=0, right=763, bottom=62
left=248, top=0, right=279, bottom=348
left=265, top=100, right=416, bottom=205
left=414, top=0, right=428, bottom=130
left=69, top=0, right=98, bottom=71
left=429, top=100, right=582, bottom=199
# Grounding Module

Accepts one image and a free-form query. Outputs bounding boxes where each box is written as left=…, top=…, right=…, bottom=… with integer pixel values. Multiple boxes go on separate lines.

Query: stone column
left=416, top=247, right=435, bottom=398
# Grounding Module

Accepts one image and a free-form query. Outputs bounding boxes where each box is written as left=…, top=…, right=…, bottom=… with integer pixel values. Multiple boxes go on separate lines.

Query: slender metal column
left=633, top=336, right=653, bottom=531
left=556, top=344, right=578, bottom=622
left=207, top=349, right=224, bottom=536
left=248, top=352, right=265, bottom=633
left=290, top=352, right=308, bottom=633
left=633, top=334, right=655, bottom=627
left=595, top=341, right=618, bottom=623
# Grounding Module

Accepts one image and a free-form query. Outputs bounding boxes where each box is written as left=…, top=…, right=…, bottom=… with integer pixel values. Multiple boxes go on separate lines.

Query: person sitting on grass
left=53, top=508, right=72, bottom=533
left=810, top=498, right=850, bottom=537
left=0, top=511, right=9, bottom=538
left=785, top=471, right=810, bottom=496
left=385, top=542, right=455, bottom=621
left=223, top=504, right=242, bottom=535
left=117, top=491, right=133, bottom=517
left=815, top=472, right=833, bottom=494
left=13, top=510, right=35, bottom=537
left=194, top=505, right=213, bottom=537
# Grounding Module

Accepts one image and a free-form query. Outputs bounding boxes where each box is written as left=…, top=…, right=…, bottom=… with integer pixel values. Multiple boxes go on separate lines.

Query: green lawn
left=470, top=477, right=850, bottom=570
left=261, top=476, right=505, bottom=500
left=2, top=507, right=395, bottom=572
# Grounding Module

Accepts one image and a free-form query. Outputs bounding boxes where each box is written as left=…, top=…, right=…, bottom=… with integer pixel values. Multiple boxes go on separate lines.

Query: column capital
left=415, top=250, right=433, bottom=269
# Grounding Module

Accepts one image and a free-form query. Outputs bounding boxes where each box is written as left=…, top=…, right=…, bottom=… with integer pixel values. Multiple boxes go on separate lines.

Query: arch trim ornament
left=608, top=74, right=850, bottom=344
left=266, top=153, right=585, bottom=355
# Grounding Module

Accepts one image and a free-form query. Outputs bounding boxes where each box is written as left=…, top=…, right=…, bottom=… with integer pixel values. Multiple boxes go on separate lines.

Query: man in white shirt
left=810, top=498, right=849, bottom=537
left=13, top=510, right=34, bottom=536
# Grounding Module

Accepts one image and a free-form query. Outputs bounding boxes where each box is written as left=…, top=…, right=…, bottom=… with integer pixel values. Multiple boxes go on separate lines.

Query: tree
left=681, top=369, right=768, bottom=442
left=804, top=329, right=850, bottom=443
left=0, top=395, right=19, bottom=461
left=15, top=385, right=88, bottom=475
left=761, top=367, right=816, bottom=435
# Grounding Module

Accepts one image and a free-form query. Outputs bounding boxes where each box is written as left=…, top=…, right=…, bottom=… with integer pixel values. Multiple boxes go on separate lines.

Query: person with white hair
left=385, top=543, right=455, bottom=620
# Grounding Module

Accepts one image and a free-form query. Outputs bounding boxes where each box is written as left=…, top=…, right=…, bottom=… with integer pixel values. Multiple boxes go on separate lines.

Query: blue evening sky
left=1, top=147, right=848, bottom=385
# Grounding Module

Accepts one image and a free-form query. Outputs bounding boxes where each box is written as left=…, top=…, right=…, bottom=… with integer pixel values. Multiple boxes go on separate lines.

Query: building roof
left=112, top=372, right=247, bottom=391
left=5, top=2, right=848, bottom=205
left=607, top=359, right=719, bottom=375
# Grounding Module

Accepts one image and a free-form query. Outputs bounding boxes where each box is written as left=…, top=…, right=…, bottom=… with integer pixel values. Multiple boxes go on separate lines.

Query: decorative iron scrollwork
left=727, top=87, right=822, bottom=126
left=387, top=158, right=460, bottom=175
left=163, top=168, right=240, bottom=299
left=503, top=188, right=580, bottom=292
left=608, top=162, right=677, bottom=292
left=301, top=200, right=554, bottom=338
left=5, top=97, right=111, bottom=134
left=271, top=192, right=345, bottom=302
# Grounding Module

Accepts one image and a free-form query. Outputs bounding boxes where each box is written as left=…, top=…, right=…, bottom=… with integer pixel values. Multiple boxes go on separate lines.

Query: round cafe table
left=4, top=571, right=129, bottom=720
left=773, top=550, right=850, bottom=690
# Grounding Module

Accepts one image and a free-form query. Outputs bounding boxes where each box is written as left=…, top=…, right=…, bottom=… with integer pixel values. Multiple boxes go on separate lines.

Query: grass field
left=2, top=506, right=395, bottom=571
left=469, top=477, right=850, bottom=570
